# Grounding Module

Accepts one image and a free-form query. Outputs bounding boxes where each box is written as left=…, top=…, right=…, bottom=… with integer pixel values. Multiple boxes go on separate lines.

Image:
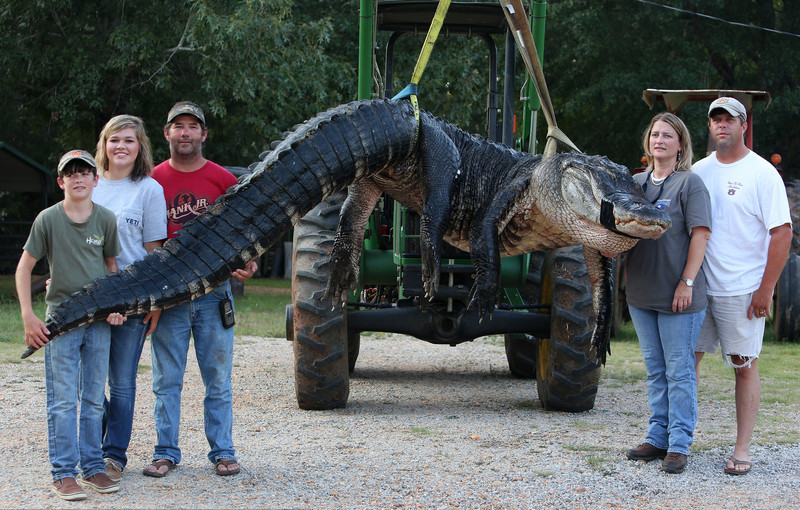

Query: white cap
left=708, top=97, right=747, bottom=122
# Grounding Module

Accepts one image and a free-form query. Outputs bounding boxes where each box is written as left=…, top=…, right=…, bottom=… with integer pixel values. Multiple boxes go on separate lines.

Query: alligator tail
left=39, top=99, right=418, bottom=344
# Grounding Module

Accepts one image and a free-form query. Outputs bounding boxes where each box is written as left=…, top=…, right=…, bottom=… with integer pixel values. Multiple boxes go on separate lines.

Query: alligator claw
left=467, top=279, right=498, bottom=323
left=324, top=245, right=359, bottom=308
left=422, top=276, right=439, bottom=301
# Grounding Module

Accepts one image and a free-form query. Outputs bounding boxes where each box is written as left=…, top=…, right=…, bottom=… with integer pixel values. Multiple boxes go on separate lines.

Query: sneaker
left=51, top=477, right=87, bottom=501
left=80, top=472, right=120, bottom=493
left=626, top=442, right=668, bottom=461
left=105, top=458, right=123, bottom=481
left=662, top=452, right=688, bottom=474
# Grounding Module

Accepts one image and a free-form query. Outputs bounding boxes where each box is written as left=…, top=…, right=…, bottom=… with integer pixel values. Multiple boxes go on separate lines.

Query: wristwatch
left=681, top=276, right=694, bottom=287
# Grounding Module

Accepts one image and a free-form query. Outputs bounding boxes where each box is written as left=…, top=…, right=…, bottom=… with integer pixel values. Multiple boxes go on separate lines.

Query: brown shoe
left=105, top=458, right=123, bottom=481
left=626, top=442, right=668, bottom=461
left=80, top=472, right=120, bottom=493
left=51, top=477, right=87, bottom=501
left=662, top=452, right=688, bottom=474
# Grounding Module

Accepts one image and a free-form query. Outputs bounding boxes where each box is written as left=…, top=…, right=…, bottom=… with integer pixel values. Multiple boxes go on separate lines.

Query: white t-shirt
left=93, top=175, right=168, bottom=269
left=693, top=151, right=791, bottom=296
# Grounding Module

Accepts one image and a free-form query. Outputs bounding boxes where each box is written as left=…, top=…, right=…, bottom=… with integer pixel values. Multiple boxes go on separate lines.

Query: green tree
left=544, top=0, right=800, bottom=176
left=0, top=0, right=356, bottom=170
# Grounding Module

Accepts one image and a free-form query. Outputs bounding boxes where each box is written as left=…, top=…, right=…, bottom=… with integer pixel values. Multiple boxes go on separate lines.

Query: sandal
left=143, top=459, right=175, bottom=478
left=214, top=458, right=240, bottom=476
left=724, top=457, right=752, bottom=476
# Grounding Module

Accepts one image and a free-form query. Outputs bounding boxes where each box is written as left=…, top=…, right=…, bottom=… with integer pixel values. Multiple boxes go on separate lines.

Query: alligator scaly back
left=40, top=99, right=418, bottom=342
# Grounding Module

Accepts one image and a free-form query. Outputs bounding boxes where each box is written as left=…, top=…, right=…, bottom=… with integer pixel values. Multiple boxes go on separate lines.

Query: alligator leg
left=582, top=246, right=613, bottom=364
left=466, top=166, right=534, bottom=320
left=419, top=122, right=460, bottom=299
left=326, top=179, right=384, bottom=306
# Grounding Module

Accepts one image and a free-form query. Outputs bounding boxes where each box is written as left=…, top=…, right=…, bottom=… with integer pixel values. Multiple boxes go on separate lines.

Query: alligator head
left=532, top=152, right=671, bottom=254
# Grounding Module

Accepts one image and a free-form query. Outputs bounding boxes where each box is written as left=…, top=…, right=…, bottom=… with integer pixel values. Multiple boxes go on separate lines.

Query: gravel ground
left=1, top=334, right=798, bottom=509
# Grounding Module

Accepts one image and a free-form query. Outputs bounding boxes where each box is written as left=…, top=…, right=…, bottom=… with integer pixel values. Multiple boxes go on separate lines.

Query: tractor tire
left=504, top=251, right=545, bottom=378
left=536, top=245, right=602, bottom=412
left=785, top=179, right=800, bottom=256
left=291, top=192, right=350, bottom=410
left=774, top=252, right=800, bottom=342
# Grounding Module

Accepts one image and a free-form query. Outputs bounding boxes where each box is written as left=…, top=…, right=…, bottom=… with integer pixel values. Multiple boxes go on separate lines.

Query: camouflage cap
left=57, top=149, right=97, bottom=175
left=708, top=97, right=747, bottom=122
left=167, top=101, right=206, bottom=124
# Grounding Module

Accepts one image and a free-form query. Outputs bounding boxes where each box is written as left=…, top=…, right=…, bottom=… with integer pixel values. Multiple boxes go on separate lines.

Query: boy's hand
left=106, top=313, right=126, bottom=326
left=22, top=312, right=50, bottom=349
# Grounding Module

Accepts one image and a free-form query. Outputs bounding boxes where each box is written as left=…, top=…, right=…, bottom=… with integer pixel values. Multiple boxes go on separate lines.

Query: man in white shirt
left=693, top=97, right=792, bottom=476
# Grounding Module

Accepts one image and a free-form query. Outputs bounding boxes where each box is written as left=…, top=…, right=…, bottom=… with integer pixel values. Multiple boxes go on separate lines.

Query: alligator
left=26, top=99, right=671, bottom=362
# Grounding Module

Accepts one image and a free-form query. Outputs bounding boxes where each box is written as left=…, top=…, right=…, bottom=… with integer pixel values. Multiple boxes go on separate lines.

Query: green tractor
left=285, top=1, right=601, bottom=413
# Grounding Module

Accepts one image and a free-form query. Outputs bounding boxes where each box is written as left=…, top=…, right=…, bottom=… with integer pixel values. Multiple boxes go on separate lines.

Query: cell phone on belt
left=219, top=297, right=235, bottom=329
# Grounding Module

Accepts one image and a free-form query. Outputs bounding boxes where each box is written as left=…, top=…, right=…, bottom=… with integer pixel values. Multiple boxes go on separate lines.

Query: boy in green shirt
left=15, top=150, right=123, bottom=501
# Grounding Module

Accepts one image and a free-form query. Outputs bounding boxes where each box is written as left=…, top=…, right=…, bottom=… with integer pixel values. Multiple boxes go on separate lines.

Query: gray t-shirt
left=626, top=170, right=712, bottom=314
left=23, top=202, right=120, bottom=314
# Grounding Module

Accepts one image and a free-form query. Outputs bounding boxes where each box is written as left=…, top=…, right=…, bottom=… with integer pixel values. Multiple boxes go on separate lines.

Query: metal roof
left=642, top=89, right=772, bottom=114
left=0, top=142, right=54, bottom=198
left=377, top=1, right=511, bottom=36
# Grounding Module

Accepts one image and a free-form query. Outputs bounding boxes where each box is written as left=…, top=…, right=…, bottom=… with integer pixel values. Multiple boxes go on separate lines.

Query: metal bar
left=358, top=0, right=375, bottom=100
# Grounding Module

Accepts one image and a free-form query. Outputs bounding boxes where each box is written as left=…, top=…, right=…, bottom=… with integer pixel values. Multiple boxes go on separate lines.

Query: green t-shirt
left=23, top=202, right=120, bottom=314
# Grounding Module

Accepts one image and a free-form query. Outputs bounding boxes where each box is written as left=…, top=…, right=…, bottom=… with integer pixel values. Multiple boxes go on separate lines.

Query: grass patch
left=601, top=330, right=648, bottom=388
left=586, top=453, right=615, bottom=474
left=563, top=444, right=607, bottom=452
left=570, top=420, right=602, bottom=431
left=0, top=280, right=46, bottom=363
left=406, top=426, right=439, bottom=437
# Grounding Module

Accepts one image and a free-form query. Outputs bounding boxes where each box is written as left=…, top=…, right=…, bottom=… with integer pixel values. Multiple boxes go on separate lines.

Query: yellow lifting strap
left=392, top=0, right=452, bottom=137
left=499, top=0, right=581, bottom=158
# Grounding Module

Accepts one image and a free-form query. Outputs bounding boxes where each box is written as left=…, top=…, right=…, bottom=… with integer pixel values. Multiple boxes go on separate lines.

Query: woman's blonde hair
left=642, top=112, right=694, bottom=172
left=95, top=114, right=154, bottom=181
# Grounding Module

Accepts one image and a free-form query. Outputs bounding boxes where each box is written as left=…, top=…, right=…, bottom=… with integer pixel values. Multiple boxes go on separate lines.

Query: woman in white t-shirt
left=93, top=115, right=167, bottom=480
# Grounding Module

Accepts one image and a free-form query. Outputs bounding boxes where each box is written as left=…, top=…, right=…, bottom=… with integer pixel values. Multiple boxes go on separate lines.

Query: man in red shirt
left=144, top=101, right=257, bottom=478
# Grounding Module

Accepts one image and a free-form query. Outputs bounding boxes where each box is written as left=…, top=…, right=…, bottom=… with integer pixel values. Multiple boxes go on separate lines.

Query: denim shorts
left=696, top=293, right=764, bottom=367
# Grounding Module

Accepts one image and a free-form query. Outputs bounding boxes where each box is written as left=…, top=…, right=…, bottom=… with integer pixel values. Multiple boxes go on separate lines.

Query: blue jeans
left=102, top=313, right=148, bottom=468
left=45, top=322, right=111, bottom=481
left=150, top=281, right=236, bottom=465
left=628, top=306, right=705, bottom=456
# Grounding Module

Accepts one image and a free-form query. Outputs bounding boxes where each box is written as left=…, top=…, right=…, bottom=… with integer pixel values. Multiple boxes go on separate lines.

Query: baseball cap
left=708, top=97, right=747, bottom=122
left=57, top=149, right=97, bottom=175
left=167, top=101, right=206, bottom=124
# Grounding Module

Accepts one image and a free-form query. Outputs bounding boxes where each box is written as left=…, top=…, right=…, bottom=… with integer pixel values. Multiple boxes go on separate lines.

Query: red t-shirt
left=153, top=160, right=238, bottom=239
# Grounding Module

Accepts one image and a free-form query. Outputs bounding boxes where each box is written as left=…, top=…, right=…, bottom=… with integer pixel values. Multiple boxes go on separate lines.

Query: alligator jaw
left=601, top=192, right=671, bottom=240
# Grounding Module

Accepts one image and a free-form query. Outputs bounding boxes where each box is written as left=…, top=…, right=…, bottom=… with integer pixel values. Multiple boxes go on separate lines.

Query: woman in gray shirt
left=624, top=112, right=712, bottom=474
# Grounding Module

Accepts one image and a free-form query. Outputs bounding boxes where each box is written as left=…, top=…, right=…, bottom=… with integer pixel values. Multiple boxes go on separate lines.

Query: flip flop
left=143, top=459, right=175, bottom=478
left=724, top=457, right=752, bottom=476
left=214, top=458, right=240, bottom=476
